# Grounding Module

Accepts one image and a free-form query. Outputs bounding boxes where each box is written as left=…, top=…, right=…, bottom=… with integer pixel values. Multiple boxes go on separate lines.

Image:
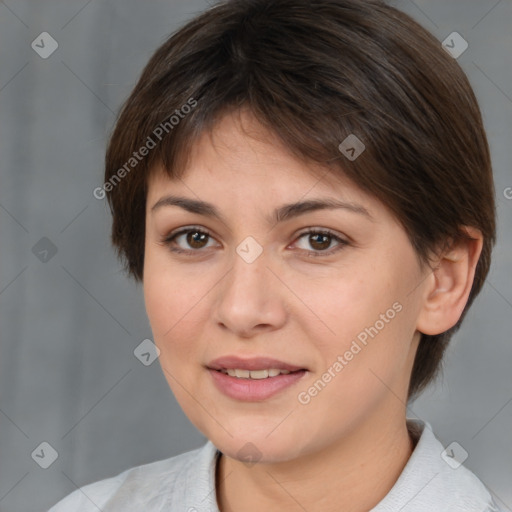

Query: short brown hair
left=104, top=0, right=496, bottom=401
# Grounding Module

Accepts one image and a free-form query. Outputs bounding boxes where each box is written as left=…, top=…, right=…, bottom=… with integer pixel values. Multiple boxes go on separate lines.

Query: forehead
left=147, top=109, right=364, bottom=201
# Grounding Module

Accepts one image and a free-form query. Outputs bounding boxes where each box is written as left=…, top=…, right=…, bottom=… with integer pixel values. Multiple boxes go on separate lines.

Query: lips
left=208, top=367, right=308, bottom=401
left=207, top=355, right=306, bottom=372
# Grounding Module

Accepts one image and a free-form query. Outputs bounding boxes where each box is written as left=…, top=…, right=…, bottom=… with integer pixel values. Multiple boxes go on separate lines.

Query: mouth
left=213, top=368, right=300, bottom=379
left=207, top=355, right=307, bottom=374
left=206, top=355, right=308, bottom=401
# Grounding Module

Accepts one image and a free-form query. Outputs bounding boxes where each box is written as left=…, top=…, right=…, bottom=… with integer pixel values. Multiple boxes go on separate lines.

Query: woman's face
left=143, top=110, right=429, bottom=463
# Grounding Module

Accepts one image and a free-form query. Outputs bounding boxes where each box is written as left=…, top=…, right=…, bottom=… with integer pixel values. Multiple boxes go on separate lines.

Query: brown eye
left=293, top=229, right=348, bottom=258
left=308, top=233, right=332, bottom=251
left=163, top=227, right=217, bottom=254
left=186, top=230, right=209, bottom=249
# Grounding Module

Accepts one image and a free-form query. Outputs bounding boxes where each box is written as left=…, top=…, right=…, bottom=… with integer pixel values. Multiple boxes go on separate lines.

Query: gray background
left=0, top=1, right=510, bottom=511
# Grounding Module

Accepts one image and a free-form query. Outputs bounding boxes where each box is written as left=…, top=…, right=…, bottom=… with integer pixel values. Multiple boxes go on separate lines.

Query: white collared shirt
left=48, top=419, right=504, bottom=511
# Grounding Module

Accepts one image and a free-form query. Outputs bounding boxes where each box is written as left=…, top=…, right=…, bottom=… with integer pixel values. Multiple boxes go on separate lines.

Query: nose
left=213, top=245, right=287, bottom=338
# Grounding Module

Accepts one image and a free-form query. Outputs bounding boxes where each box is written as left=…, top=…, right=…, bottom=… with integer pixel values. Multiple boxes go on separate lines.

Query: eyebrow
left=151, top=194, right=374, bottom=224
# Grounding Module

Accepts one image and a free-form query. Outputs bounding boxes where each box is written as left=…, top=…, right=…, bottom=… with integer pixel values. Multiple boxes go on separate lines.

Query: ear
left=416, top=226, right=483, bottom=336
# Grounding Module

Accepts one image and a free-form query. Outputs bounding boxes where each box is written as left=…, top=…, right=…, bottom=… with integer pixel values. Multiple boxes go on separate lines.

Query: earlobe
left=416, top=227, right=483, bottom=336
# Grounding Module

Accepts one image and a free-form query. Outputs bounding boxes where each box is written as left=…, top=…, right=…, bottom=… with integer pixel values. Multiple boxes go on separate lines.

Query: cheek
left=143, top=250, right=185, bottom=348
left=143, top=261, right=214, bottom=432
left=143, top=250, right=216, bottom=366
left=291, top=268, right=385, bottom=350
left=143, top=244, right=191, bottom=328
left=296, top=258, right=417, bottom=379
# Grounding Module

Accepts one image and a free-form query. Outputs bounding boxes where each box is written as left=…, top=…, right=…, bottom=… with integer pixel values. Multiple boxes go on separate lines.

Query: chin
left=208, top=422, right=311, bottom=464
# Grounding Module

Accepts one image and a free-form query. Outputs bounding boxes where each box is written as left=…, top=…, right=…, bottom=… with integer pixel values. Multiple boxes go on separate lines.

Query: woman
left=49, top=0, right=502, bottom=510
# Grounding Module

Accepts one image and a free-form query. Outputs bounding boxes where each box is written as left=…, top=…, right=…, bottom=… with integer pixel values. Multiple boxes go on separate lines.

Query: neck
left=216, top=414, right=415, bottom=512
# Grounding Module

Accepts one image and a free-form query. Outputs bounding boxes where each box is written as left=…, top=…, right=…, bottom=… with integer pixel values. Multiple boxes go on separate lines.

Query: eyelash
left=161, top=226, right=349, bottom=258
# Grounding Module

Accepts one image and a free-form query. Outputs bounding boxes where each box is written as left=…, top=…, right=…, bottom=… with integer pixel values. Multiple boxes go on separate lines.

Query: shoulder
left=48, top=441, right=218, bottom=512
left=432, top=461, right=503, bottom=512
left=372, top=419, right=504, bottom=512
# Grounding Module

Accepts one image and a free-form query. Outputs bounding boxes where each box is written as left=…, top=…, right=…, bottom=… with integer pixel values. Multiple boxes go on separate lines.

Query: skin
left=143, top=109, right=483, bottom=512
